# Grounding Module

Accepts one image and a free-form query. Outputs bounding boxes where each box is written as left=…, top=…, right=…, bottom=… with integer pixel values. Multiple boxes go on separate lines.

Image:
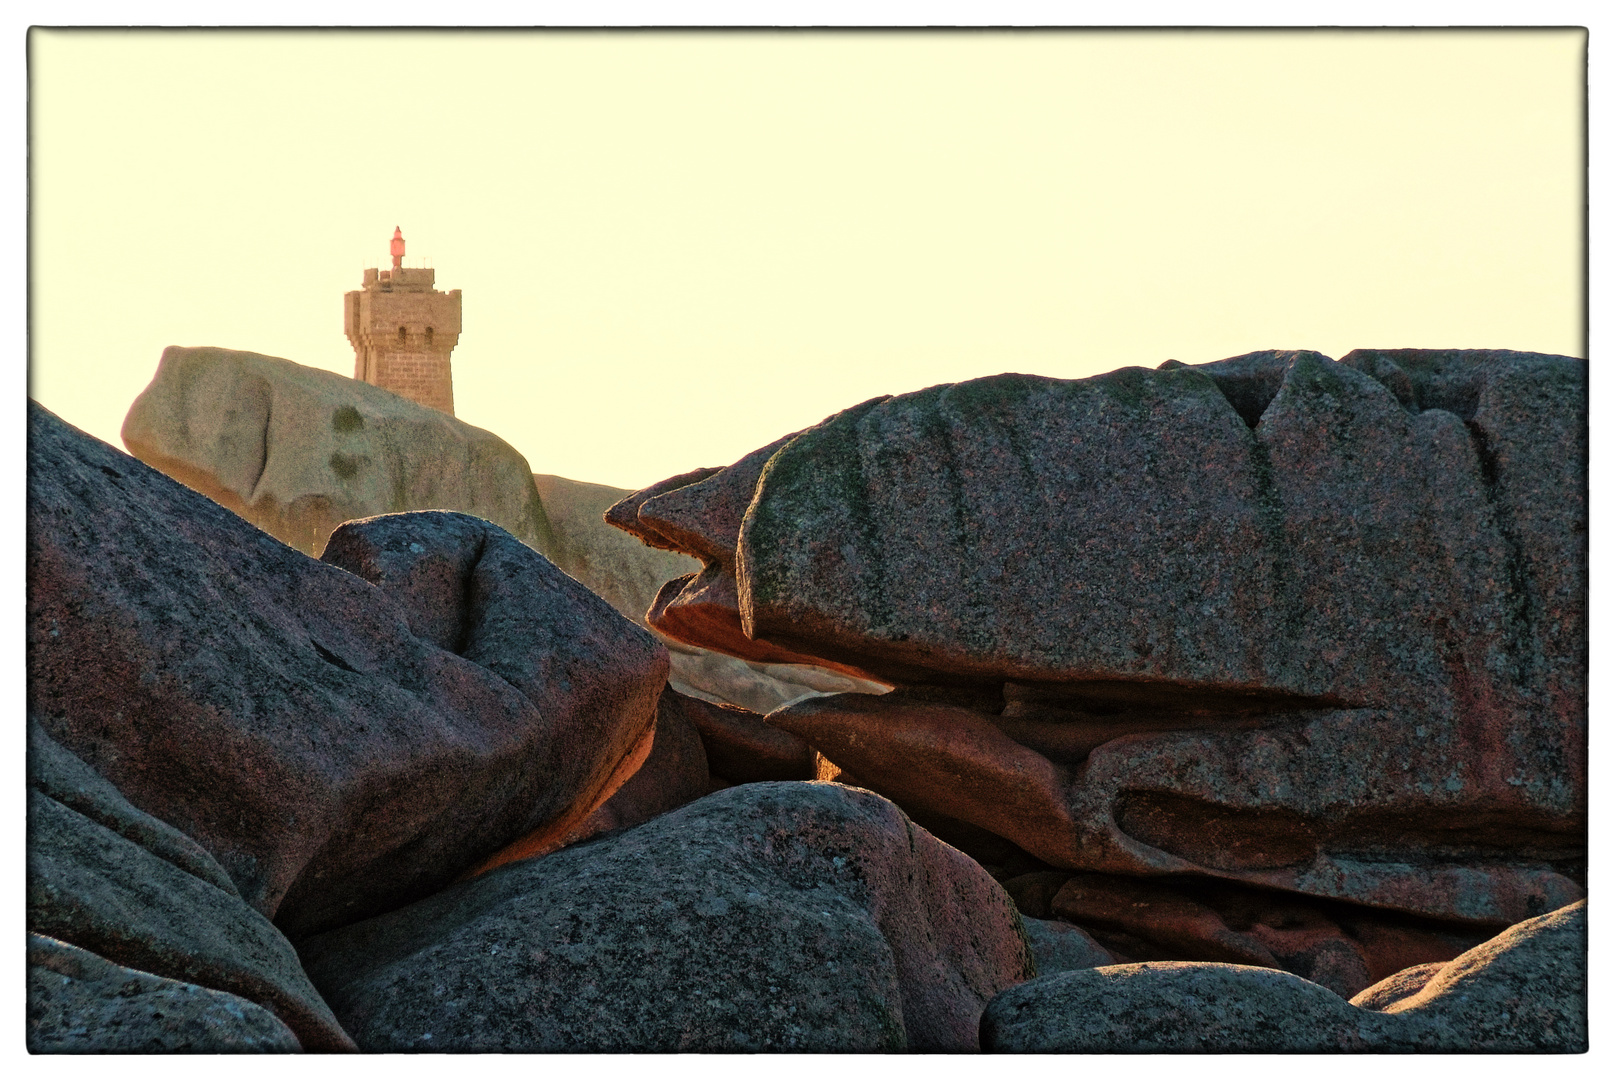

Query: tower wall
left=345, top=265, right=462, bottom=416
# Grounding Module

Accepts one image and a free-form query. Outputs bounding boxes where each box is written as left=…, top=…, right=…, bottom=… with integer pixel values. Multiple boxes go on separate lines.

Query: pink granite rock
left=677, top=693, right=817, bottom=784
left=613, top=350, right=1585, bottom=936
left=28, top=402, right=665, bottom=938
left=299, top=782, right=1036, bottom=1051
left=551, top=686, right=714, bottom=848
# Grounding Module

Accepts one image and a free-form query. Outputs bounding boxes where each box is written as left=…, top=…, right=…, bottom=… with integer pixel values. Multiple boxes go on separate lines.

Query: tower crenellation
left=344, top=227, right=461, bottom=415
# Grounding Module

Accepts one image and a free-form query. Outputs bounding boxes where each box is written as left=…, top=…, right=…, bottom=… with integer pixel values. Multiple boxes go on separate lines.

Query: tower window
left=397, top=326, right=407, bottom=343
left=425, top=327, right=434, bottom=346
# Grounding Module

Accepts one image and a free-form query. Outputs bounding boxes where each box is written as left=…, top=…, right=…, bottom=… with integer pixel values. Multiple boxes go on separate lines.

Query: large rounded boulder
left=298, top=782, right=1036, bottom=1052
left=608, top=349, right=1586, bottom=963
left=29, top=401, right=666, bottom=938
left=122, top=345, right=556, bottom=557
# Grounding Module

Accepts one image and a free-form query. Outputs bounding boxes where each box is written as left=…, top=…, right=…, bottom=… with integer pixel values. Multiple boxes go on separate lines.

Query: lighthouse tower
left=344, top=227, right=462, bottom=415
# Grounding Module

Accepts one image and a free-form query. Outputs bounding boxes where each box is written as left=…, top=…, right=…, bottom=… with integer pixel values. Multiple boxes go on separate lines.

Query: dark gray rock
left=28, top=934, right=303, bottom=1053
left=980, top=899, right=1586, bottom=1052
left=318, top=510, right=666, bottom=798
left=27, top=719, right=353, bottom=1051
left=28, top=401, right=663, bottom=937
left=1020, top=917, right=1115, bottom=975
left=984, top=960, right=1368, bottom=1052
left=1375, top=897, right=1587, bottom=1050
left=299, top=782, right=1035, bottom=1052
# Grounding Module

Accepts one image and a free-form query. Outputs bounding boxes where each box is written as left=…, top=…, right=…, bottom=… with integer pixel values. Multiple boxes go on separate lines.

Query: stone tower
left=344, top=227, right=462, bottom=415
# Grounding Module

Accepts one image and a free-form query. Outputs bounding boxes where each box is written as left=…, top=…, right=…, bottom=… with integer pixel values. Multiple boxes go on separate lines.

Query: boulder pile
left=26, top=344, right=1586, bottom=1052
left=608, top=348, right=1587, bottom=998
left=123, top=345, right=883, bottom=712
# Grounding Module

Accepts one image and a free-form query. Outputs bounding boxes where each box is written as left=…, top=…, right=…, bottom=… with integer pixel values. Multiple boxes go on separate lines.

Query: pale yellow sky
left=29, top=29, right=1585, bottom=491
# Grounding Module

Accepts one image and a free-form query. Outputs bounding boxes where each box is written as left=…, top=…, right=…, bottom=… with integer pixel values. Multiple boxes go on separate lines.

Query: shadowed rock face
left=677, top=693, right=817, bottom=784
left=608, top=350, right=1586, bottom=946
left=980, top=899, right=1586, bottom=1052
left=1019, top=918, right=1115, bottom=976
left=28, top=402, right=665, bottom=939
left=543, top=686, right=715, bottom=854
left=27, top=718, right=354, bottom=1051
left=299, top=783, right=1036, bottom=1052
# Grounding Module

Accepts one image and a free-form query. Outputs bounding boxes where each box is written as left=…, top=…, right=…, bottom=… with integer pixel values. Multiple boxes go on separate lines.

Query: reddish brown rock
left=614, top=350, right=1585, bottom=932
left=536, top=470, right=876, bottom=713
left=1046, top=873, right=1486, bottom=998
left=676, top=694, right=817, bottom=784
left=615, top=433, right=801, bottom=565
left=608, top=430, right=886, bottom=681
left=602, top=465, right=723, bottom=553
left=28, top=401, right=665, bottom=938
left=769, top=691, right=1078, bottom=867
left=552, top=687, right=714, bottom=848
left=645, top=564, right=853, bottom=670
left=298, top=783, right=1036, bottom=1051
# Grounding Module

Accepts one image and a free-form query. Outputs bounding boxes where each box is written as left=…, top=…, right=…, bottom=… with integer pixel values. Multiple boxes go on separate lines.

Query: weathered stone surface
left=28, top=401, right=662, bottom=938
left=121, top=343, right=879, bottom=712
left=680, top=693, right=816, bottom=784
left=609, top=436, right=893, bottom=681
left=316, top=509, right=668, bottom=869
left=1349, top=961, right=1445, bottom=1011
left=1045, top=872, right=1485, bottom=998
left=299, top=782, right=1035, bottom=1052
left=998, top=865, right=1490, bottom=996
left=532, top=471, right=702, bottom=626
left=984, top=960, right=1374, bottom=1053
left=122, top=345, right=556, bottom=556
left=630, top=432, right=800, bottom=566
left=27, top=719, right=354, bottom=1051
left=538, top=469, right=889, bottom=712
left=980, top=899, right=1586, bottom=1052
left=647, top=563, right=873, bottom=672
left=123, top=348, right=869, bottom=715
left=28, top=934, right=303, bottom=1053
left=666, top=643, right=886, bottom=715
left=120, top=345, right=877, bottom=715
left=554, top=686, right=713, bottom=847
left=1020, top=918, right=1114, bottom=976
left=770, top=691, right=1078, bottom=867
left=1002, top=871, right=1074, bottom=921
left=1370, top=899, right=1587, bottom=1050
left=617, top=350, right=1585, bottom=931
